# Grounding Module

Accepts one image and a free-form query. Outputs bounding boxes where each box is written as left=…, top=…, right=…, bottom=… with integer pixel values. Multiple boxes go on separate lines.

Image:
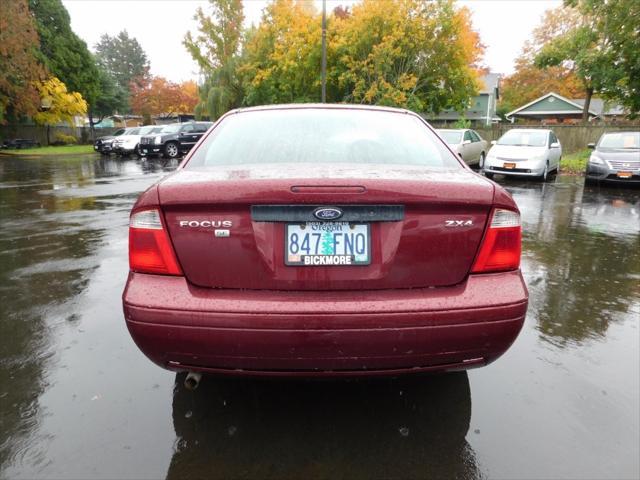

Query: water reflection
left=505, top=178, right=640, bottom=346
left=0, top=154, right=176, bottom=473
left=168, top=372, right=481, bottom=480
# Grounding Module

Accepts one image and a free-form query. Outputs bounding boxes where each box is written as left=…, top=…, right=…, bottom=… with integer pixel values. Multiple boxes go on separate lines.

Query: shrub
left=52, top=133, right=78, bottom=145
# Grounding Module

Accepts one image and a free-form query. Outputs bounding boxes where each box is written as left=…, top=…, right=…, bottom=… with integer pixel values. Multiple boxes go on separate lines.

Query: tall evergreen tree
left=94, top=31, right=150, bottom=93
left=29, top=0, right=100, bottom=102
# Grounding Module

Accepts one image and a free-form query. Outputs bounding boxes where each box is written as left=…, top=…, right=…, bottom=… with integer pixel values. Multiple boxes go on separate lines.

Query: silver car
left=436, top=129, right=488, bottom=167
left=585, top=131, right=640, bottom=185
left=484, top=129, right=562, bottom=181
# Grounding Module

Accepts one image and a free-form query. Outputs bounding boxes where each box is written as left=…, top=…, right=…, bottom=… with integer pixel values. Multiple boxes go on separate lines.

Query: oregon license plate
left=285, top=222, right=370, bottom=266
left=617, top=171, right=633, bottom=178
left=504, top=162, right=516, bottom=169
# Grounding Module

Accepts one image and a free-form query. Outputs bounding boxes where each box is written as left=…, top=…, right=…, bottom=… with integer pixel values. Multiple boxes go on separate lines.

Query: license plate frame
left=285, top=222, right=371, bottom=266
left=616, top=171, right=633, bottom=179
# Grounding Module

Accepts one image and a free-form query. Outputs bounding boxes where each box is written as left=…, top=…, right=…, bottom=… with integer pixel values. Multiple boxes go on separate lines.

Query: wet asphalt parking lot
left=0, top=153, right=638, bottom=479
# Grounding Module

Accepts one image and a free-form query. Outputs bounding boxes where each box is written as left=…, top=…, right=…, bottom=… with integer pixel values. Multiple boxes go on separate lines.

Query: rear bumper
left=122, top=271, right=528, bottom=376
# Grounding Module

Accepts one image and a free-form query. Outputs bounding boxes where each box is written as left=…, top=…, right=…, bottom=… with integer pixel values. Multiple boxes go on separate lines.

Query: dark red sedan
left=122, top=104, right=527, bottom=379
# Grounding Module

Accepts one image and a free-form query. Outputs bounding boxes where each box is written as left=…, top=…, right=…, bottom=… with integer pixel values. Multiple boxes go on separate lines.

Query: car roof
left=505, top=129, right=551, bottom=133
left=225, top=103, right=415, bottom=117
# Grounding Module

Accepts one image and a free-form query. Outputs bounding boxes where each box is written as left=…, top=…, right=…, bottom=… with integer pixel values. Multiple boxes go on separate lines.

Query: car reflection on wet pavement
left=0, top=154, right=638, bottom=479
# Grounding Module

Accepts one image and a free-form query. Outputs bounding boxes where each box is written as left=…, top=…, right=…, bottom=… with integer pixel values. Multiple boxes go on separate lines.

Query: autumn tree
left=33, top=77, right=87, bottom=144
left=240, top=0, right=324, bottom=105
left=94, top=31, right=150, bottom=98
left=500, top=6, right=586, bottom=114
left=0, top=0, right=46, bottom=123
left=130, top=77, right=199, bottom=118
left=184, top=0, right=244, bottom=120
left=185, top=0, right=483, bottom=115
left=334, top=0, right=484, bottom=113
left=239, top=0, right=483, bottom=112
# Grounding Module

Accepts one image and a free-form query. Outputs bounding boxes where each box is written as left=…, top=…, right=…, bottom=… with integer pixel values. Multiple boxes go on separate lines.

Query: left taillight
left=129, top=209, right=182, bottom=275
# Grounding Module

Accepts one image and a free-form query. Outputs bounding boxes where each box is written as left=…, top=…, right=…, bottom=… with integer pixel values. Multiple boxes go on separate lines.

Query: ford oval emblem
left=313, top=207, right=343, bottom=221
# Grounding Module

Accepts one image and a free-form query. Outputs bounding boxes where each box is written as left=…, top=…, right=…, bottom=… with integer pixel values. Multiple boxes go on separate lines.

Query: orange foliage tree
left=130, top=77, right=199, bottom=118
left=500, top=6, right=586, bottom=113
left=0, top=0, right=46, bottom=123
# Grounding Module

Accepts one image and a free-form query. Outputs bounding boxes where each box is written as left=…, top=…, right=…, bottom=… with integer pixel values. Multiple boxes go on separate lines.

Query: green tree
left=534, top=0, right=639, bottom=120
left=29, top=0, right=100, bottom=104
left=33, top=77, right=87, bottom=144
left=86, top=66, right=128, bottom=134
left=565, top=0, right=640, bottom=116
left=94, top=30, right=150, bottom=96
left=184, top=0, right=245, bottom=120
left=0, top=0, right=46, bottom=123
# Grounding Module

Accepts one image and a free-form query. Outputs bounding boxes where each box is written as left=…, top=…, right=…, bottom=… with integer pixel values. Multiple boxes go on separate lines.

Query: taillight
left=471, top=208, right=521, bottom=273
left=129, top=209, right=182, bottom=275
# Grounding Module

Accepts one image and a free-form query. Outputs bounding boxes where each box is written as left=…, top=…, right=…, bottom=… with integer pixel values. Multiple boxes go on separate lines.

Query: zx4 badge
left=445, top=220, right=474, bottom=227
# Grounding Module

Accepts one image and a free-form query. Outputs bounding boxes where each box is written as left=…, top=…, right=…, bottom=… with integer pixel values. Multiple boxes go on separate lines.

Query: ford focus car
left=122, top=105, right=528, bottom=378
left=585, top=131, right=640, bottom=184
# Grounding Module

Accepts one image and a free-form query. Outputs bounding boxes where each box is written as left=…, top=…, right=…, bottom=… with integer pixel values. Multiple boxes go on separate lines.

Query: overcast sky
left=63, top=0, right=562, bottom=83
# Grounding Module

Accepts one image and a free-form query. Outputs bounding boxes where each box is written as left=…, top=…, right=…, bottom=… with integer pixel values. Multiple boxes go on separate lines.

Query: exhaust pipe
left=184, top=371, right=202, bottom=390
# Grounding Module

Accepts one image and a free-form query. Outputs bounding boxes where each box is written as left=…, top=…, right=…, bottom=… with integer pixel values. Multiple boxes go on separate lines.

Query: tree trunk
left=46, top=124, right=50, bottom=146
left=89, top=110, right=95, bottom=142
left=582, top=87, right=593, bottom=122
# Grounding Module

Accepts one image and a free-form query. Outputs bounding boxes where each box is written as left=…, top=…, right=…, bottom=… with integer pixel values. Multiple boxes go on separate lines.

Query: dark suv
left=139, top=122, right=213, bottom=159
left=94, top=128, right=126, bottom=155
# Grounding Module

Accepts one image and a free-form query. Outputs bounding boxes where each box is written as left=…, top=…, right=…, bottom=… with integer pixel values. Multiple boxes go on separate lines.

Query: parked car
left=139, top=121, right=213, bottom=159
left=585, top=131, right=640, bottom=185
left=436, top=129, right=488, bottom=167
left=1, top=138, right=40, bottom=149
left=112, top=126, right=164, bottom=157
left=484, top=129, right=561, bottom=181
left=93, top=128, right=126, bottom=155
left=123, top=104, right=527, bottom=382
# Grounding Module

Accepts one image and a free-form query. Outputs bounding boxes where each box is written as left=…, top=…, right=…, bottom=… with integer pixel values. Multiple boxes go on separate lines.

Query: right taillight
left=471, top=208, right=521, bottom=273
left=129, top=209, right=182, bottom=275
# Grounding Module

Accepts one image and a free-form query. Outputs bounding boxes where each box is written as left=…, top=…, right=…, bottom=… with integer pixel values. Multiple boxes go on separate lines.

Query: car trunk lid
left=159, top=164, right=494, bottom=290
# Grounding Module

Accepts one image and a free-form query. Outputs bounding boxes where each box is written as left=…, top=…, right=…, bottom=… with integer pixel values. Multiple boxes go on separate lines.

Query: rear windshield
left=437, top=130, right=463, bottom=144
left=498, top=130, right=548, bottom=147
left=599, top=132, right=640, bottom=149
left=186, top=109, right=459, bottom=169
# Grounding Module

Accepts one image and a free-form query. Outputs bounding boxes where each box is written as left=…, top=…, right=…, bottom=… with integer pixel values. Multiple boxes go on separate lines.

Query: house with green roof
left=506, top=92, right=626, bottom=123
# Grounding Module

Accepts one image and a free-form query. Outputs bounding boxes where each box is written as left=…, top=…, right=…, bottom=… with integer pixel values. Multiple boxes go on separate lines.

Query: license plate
left=285, top=222, right=370, bottom=266
left=617, top=171, right=633, bottom=178
left=503, top=162, right=516, bottom=169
